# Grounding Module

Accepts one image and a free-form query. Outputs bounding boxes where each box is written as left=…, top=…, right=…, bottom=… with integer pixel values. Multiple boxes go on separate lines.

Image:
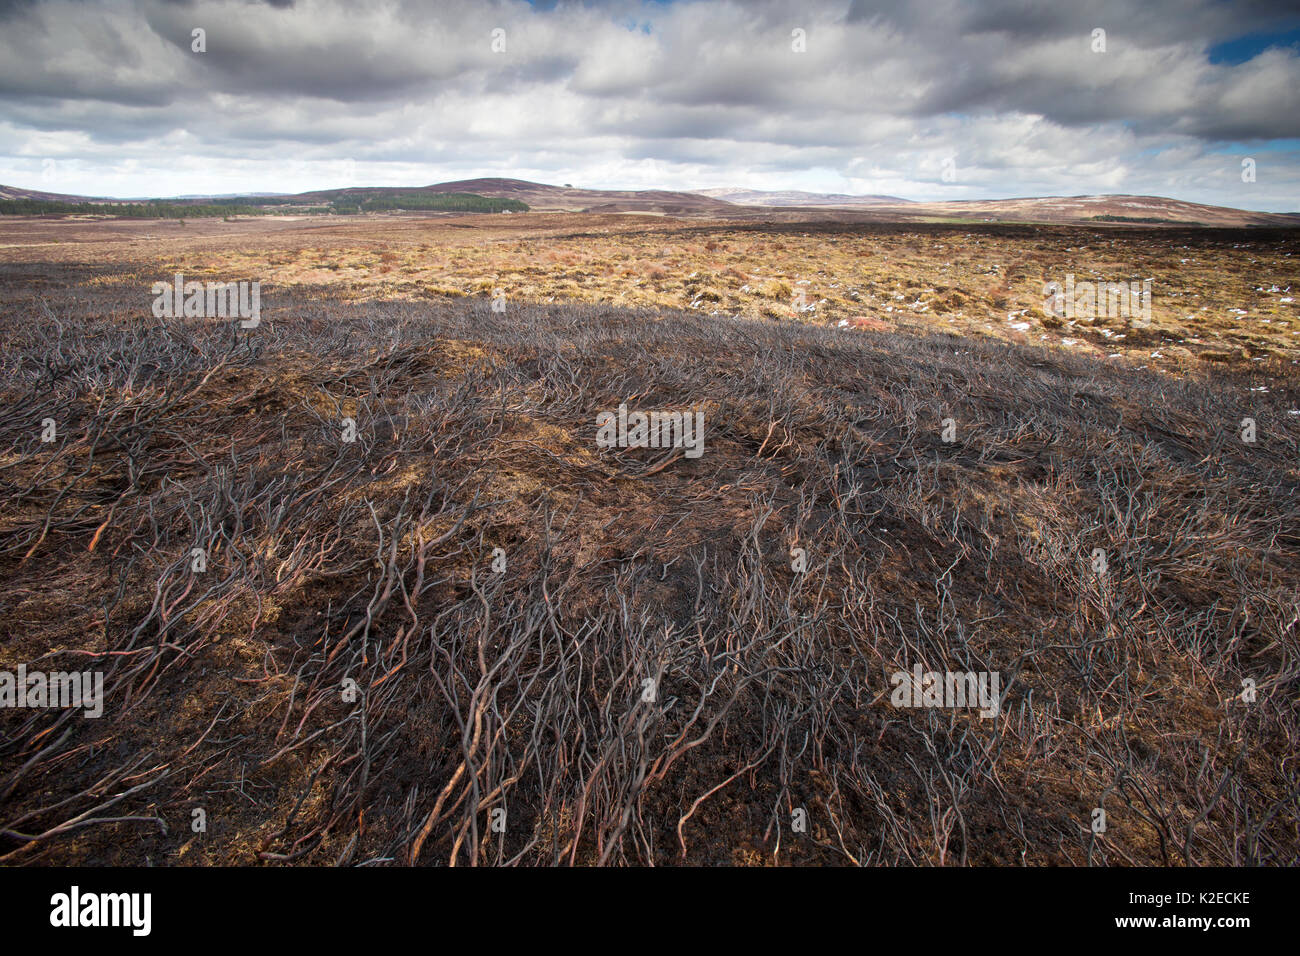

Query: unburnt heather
left=0, top=281, right=1298, bottom=866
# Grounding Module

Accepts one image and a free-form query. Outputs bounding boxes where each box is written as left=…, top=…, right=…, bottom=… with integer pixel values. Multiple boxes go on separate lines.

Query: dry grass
left=3, top=213, right=1297, bottom=371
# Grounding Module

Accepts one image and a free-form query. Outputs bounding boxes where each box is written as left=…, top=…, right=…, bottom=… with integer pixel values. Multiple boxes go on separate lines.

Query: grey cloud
left=0, top=0, right=1297, bottom=209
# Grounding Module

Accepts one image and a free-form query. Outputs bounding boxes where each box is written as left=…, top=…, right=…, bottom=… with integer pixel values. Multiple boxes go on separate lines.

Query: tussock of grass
left=128, top=220, right=1300, bottom=371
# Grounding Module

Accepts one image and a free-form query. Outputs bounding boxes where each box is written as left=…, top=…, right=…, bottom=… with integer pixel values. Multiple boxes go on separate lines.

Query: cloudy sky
left=2, top=0, right=1298, bottom=209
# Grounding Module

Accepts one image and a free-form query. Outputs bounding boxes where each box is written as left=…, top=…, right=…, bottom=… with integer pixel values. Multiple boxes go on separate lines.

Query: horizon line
left=3, top=179, right=1297, bottom=216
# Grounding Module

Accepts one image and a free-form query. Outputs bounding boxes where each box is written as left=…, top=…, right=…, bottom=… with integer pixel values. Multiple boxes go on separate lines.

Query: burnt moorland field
left=1, top=214, right=1298, bottom=866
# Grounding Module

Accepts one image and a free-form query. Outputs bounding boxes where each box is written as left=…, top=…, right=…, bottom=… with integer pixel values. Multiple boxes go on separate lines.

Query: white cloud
left=0, top=0, right=1296, bottom=209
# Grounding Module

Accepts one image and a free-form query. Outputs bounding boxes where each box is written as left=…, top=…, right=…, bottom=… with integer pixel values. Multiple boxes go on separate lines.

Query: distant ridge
left=693, top=187, right=914, bottom=206
left=2, top=179, right=1297, bottom=226
left=292, top=178, right=736, bottom=215
left=0, top=184, right=102, bottom=203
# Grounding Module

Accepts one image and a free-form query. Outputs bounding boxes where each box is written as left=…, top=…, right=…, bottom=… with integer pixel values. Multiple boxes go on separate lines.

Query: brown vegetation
left=0, top=217, right=1297, bottom=866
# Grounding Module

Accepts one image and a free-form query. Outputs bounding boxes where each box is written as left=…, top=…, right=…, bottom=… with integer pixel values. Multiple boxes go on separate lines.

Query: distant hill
left=692, top=187, right=1298, bottom=226
left=694, top=187, right=913, bottom=206
left=0, top=184, right=103, bottom=203
left=428, top=178, right=739, bottom=215
left=286, top=178, right=736, bottom=215
left=2, top=179, right=1296, bottom=227
left=888, top=194, right=1300, bottom=228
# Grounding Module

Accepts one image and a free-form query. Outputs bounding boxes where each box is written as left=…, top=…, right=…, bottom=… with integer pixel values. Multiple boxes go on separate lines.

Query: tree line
left=0, top=192, right=528, bottom=218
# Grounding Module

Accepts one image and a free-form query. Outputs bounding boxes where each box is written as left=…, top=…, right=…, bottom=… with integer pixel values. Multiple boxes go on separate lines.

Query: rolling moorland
left=0, top=191, right=1297, bottom=865
left=5, top=176, right=1300, bottom=224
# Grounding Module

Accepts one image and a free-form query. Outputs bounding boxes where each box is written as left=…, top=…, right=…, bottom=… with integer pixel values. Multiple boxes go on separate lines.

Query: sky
left=1, top=0, right=1299, bottom=210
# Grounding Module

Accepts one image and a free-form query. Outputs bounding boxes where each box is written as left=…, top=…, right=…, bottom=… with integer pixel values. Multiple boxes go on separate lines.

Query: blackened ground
left=0, top=275, right=1297, bottom=865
